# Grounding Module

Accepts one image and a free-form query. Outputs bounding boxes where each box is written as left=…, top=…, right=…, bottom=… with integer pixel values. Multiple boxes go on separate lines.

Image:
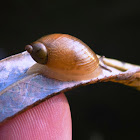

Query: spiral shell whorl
left=26, top=34, right=101, bottom=81
left=38, top=34, right=99, bottom=75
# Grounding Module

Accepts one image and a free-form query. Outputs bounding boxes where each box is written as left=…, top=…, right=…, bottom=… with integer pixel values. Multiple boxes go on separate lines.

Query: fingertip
left=0, top=93, right=72, bottom=140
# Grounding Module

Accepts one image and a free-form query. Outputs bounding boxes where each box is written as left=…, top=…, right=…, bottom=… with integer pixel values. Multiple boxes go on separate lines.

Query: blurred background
left=0, top=0, right=140, bottom=139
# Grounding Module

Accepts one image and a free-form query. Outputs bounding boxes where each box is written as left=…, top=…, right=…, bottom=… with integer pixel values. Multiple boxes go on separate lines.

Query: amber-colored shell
left=26, top=34, right=102, bottom=81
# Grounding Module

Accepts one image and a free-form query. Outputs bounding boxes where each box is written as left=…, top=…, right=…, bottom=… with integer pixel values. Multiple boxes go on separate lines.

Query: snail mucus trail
left=25, top=33, right=108, bottom=81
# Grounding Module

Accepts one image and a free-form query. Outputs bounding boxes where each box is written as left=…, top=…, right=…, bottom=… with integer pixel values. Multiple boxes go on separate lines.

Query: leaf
left=0, top=51, right=140, bottom=124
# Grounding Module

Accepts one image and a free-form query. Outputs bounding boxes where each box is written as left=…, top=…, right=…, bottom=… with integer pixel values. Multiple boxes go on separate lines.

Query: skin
left=0, top=93, right=72, bottom=140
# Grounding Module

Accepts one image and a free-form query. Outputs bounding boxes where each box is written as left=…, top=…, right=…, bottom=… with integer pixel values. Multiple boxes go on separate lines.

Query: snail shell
left=25, top=34, right=102, bottom=81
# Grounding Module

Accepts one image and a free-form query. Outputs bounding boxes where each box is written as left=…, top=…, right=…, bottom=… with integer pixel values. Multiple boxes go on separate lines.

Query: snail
left=25, top=33, right=103, bottom=81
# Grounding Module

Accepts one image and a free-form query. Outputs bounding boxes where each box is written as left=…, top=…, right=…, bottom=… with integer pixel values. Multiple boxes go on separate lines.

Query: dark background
left=1, top=0, right=140, bottom=139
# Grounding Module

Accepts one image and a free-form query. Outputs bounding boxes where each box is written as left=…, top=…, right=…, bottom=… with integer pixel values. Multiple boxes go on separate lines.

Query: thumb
left=0, top=93, right=72, bottom=140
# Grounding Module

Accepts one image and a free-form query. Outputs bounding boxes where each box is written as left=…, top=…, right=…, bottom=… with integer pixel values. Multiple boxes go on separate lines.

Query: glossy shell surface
left=28, top=34, right=102, bottom=81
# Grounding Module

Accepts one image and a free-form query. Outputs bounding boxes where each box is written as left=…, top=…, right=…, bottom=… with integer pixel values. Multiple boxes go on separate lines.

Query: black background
left=0, top=0, right=140, bottom=139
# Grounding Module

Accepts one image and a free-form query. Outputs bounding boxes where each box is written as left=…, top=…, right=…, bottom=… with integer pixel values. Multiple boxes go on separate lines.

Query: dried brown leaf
left=0, top=51, right=139, bottom=124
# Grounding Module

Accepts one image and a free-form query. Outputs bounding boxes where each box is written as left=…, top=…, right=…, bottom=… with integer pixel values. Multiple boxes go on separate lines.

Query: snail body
left=25, top=34, right=102, bottom=81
